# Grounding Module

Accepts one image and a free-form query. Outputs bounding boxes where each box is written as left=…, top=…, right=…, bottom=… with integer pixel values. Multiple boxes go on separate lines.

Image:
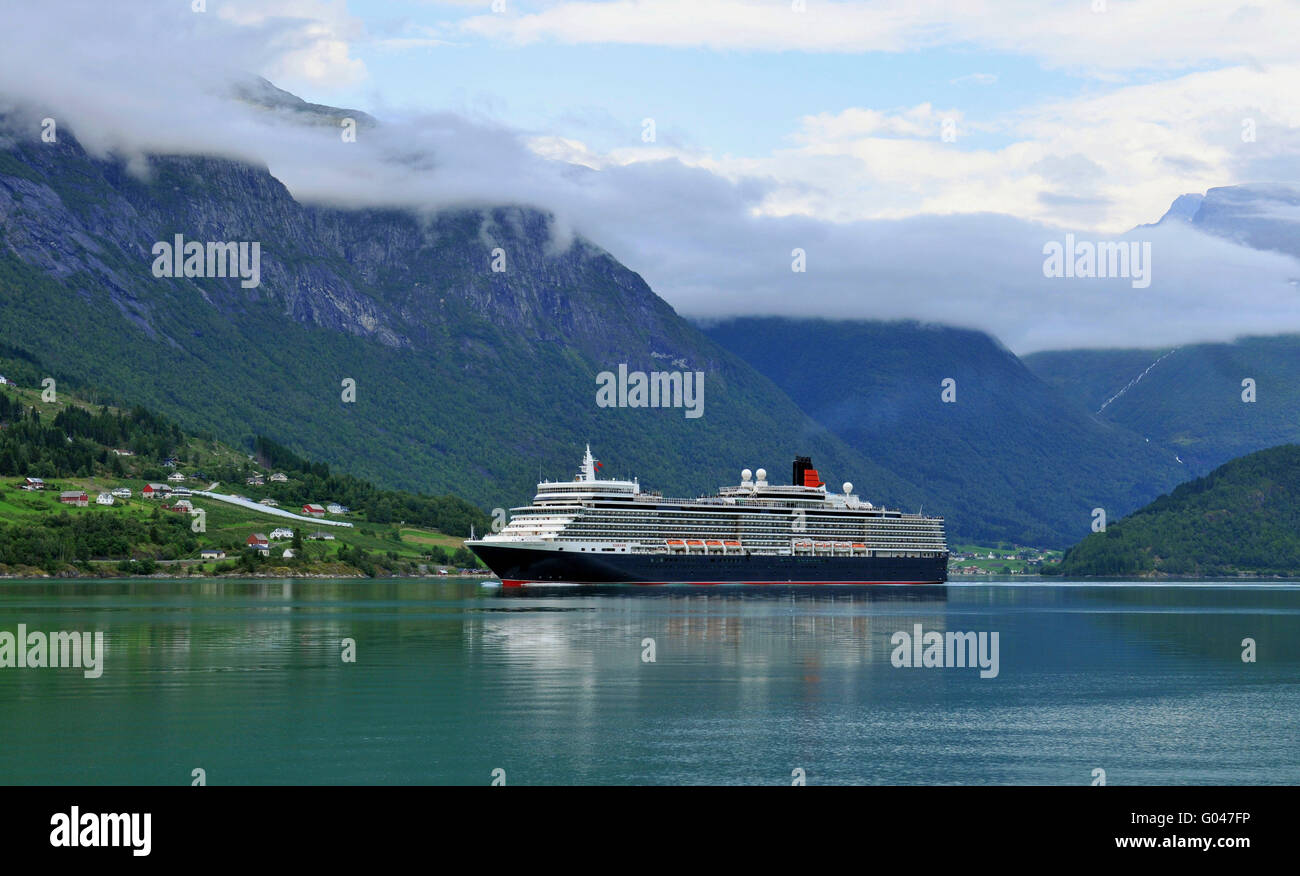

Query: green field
left=948, top=544, right=1063, bottom=575
left=0, top=382, right=483, bottom=577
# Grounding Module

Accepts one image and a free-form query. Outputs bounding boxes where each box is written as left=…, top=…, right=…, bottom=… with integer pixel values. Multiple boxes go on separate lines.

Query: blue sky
left=337, top=23, right=1072, bottom=157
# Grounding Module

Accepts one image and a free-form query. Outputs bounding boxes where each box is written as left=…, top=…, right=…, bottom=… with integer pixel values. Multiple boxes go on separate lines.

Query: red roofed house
left=247, top=533, right=270, bottom=552
left=302, top=504, right=326, bottom=517
left=59, top=491, right=89, bottom=507
left=142, top=483, right=171, bottom=499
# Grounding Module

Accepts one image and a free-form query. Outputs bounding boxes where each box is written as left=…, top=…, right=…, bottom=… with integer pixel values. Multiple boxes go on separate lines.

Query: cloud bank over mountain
left=2, top=0, right=1298, bottom=353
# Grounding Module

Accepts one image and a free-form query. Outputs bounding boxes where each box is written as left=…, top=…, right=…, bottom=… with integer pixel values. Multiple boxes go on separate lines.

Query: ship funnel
left=792, top=456, right=822, bottom=487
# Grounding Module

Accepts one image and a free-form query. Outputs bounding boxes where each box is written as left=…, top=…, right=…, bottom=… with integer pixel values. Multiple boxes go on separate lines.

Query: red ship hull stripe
left=499, top=579, right=937, bottom=587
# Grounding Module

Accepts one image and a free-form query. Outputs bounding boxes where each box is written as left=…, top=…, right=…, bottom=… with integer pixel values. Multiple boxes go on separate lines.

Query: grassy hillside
left=1024, top=335, right=1300, bottom=476
left=0, top=379, right=485, bottom=577
left=1048, top=444, right=1300, bottom=577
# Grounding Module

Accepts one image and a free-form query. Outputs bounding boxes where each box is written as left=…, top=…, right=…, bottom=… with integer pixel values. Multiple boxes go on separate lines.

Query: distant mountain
left=1049, top=444, right=1300, bottom=577
left=1144, top=183, right=1300, bottom=260
left=702, top=317, right=1187, bottom=547
left=1024, top=335, right=1300, bottom=476
left=0, top=114, right=901, bottom=513
left=231, top=76, right=379, bottom=129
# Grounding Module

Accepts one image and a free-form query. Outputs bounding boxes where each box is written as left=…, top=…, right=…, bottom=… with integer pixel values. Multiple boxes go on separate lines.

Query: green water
left=1, top=578, right=1297, bottom=785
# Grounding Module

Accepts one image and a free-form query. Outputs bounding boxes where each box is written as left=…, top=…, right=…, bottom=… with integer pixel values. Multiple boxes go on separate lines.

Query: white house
left=0, top=375, right=9, bottom=385
left=269, top=472, right=288, bottom=483
left=167, top=472, right=186, bottom=483
left=281, top=548, right=296, bottom=559
left=96, top=492, right=115, bottom=506
left=269, top=527, right=295, bottom=540
left=326, top=503, right=349, bottom=515
left=200, top=549, right=226, bottom=560
left=111, top=487, right=132, bottom=499
left=259, top=497, right=279, bottom=507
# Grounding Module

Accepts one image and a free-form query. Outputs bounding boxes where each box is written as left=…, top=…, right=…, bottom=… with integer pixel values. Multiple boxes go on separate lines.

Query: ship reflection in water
left=1, top=578, right=1297, bottom=784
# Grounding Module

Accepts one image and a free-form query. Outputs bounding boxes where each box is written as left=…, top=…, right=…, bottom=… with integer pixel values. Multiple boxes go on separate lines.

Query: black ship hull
left=469, top=543, right=948, bottom=587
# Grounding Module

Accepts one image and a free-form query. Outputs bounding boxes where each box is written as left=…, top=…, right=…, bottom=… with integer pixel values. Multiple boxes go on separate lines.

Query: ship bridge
left=533, top=445, right=640, bottom=505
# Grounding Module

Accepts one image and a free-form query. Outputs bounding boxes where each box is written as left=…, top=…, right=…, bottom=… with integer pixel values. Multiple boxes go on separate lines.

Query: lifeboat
left=723, top=540, right=741, bottom=547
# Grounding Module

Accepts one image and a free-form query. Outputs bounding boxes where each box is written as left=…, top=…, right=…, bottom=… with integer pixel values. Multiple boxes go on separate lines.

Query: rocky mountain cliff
left=0, top=119, right=906, bottom=514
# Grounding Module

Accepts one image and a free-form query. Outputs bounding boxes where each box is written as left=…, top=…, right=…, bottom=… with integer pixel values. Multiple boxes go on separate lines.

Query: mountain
left=0, top=114, right=905, bottom=514
left=1025, top=184, right=1300, bottom=478
left=702, top=317, right=1187, bottom=547
left=1145, top=182, right=1300, bottom=260
left=0, top=379, right=484, bottom=576
left=1048, top=444, right=1300, bottom=577
left=1024, top=335, right=1300, bottom=476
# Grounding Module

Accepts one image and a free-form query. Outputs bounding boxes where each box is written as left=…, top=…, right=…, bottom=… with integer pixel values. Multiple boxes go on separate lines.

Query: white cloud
left=455, top=0, right=1300, bottom=72
left=2, top=0, right=1300, bottom=356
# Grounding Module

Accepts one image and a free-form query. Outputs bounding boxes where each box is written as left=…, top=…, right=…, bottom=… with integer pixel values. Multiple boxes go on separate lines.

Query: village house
left=269, top=527, right=295, bottom=540
left=307, top=531, right=336, bottom=541
left=246, top=474, right=265, bottom=486
left=171, top=499, right=194, bottom=513
left=96, top=492, right=114, bottom=506
left=162, top=457, right=180, bottom=468
left=269, top=472, right=288, bottom=483
left=200, top=549, right=225, bottom=560
left=0, top=375, right=8, bottom=385
left=281, top=548, right=296, bottom=559
left=246, top=533, right=270, bottom=553
left=259, top=497, right=279, bottom=507
left=111, top=487, right=132, bottom=499
left=142, top=483, right=171, bottom=499
left=167, top=472, right=186, bottom=483
left=326, top=503, right=349, bottom=515
left=22, top=477, right=45, bottom=491
left=171, top=487, right=192, bottom=497
left=112, top=448, right=133, bottom=457
left=302, top=503, right=326, bottom=517
left=59, top=491, right=89, bottom=507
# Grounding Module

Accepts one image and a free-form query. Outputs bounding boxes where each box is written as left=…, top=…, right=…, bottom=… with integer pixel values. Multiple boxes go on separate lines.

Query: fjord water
left=1, top=579, right=1297, bottom=785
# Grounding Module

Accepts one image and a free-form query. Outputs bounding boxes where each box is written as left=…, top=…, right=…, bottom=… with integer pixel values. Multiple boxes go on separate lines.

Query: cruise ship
left=467, top=447, right=948, bottom=587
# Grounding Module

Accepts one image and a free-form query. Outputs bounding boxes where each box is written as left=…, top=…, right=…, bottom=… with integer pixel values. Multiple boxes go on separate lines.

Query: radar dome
left=741, top=468, right=752, bottom=482
left=843, top=482, right=853, bottom=494
left=755, top=468, right=767, bottom=482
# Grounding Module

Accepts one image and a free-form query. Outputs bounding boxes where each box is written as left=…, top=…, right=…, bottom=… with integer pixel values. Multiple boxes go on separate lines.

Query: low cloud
left=1, top=0, right=1298, bottom=355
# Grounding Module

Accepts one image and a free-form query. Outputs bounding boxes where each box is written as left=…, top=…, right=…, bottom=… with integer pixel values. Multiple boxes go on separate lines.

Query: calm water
left=1, top=578, right=1297, bottom=785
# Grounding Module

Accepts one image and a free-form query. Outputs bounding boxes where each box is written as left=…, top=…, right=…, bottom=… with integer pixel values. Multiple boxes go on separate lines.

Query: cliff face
left=0, top=122, right=905, bottom=514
